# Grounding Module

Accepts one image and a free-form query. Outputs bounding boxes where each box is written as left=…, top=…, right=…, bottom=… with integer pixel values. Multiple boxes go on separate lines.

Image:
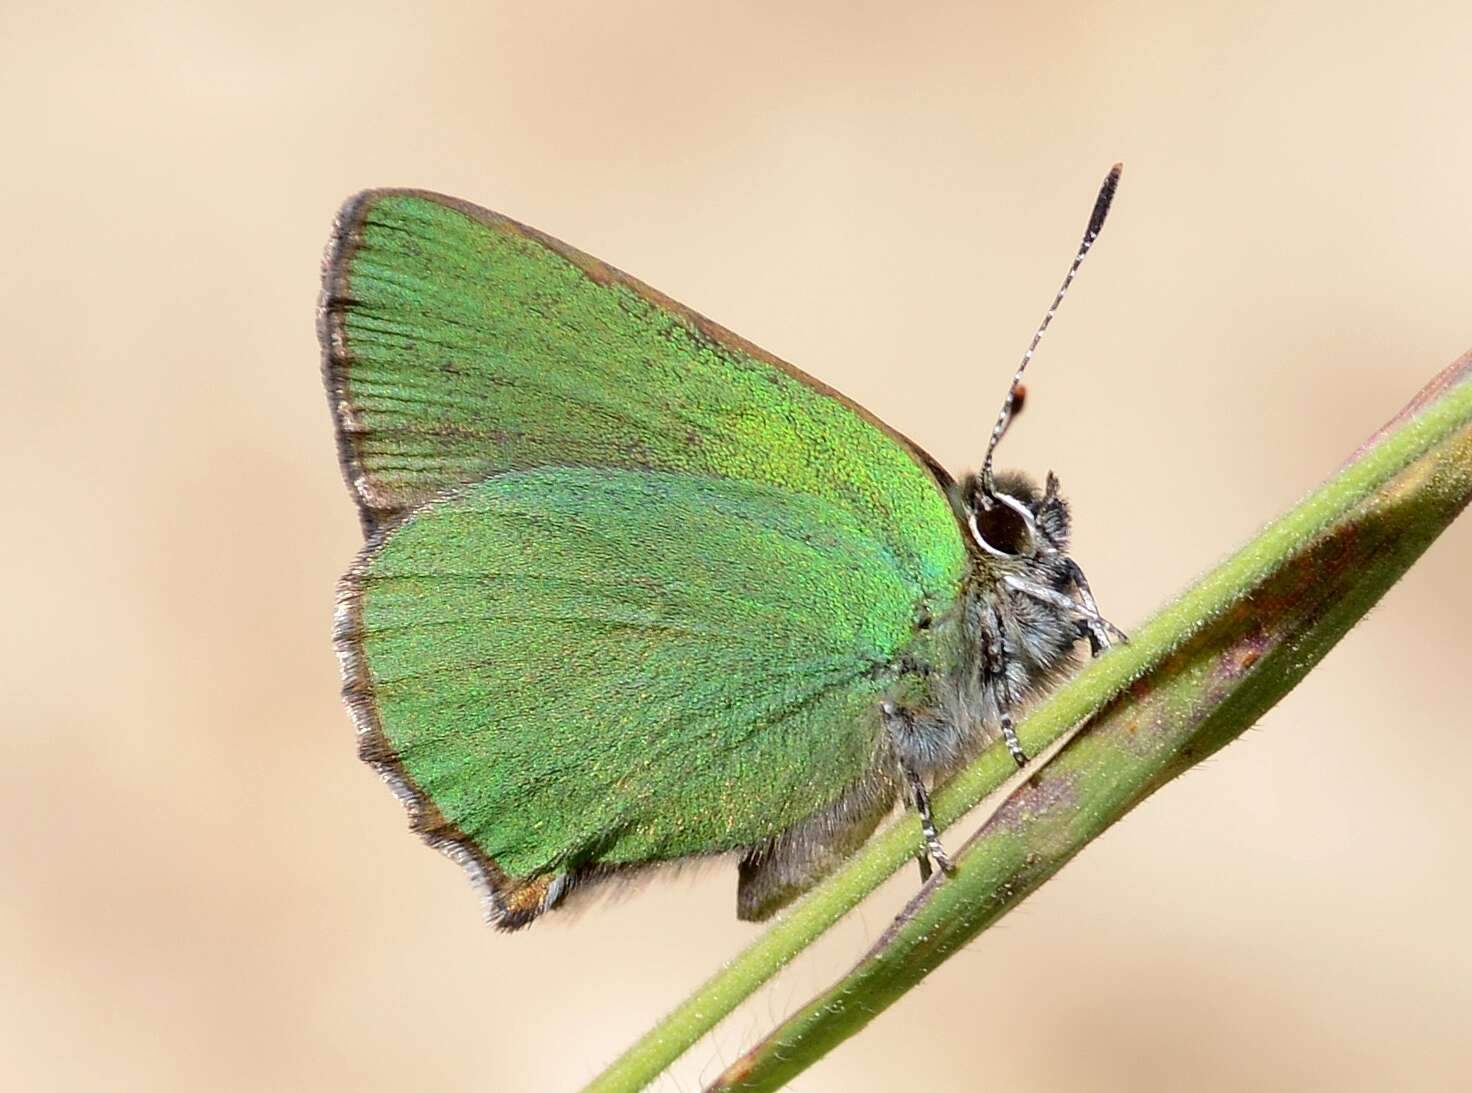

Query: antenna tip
left=1087, top=163, right=1123, bottom=239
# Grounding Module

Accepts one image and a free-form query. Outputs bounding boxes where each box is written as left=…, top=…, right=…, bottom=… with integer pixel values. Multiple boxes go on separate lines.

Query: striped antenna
left=978, top=163, right=1122, bottom=502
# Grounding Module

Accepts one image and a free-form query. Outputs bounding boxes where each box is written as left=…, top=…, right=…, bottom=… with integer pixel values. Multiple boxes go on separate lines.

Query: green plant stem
left=586, top=352, right=1472, bottom=1093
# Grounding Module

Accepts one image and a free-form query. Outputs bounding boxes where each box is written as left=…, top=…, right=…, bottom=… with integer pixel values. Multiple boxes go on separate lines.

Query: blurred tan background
left=4, top=2, right=1471, bottom=1090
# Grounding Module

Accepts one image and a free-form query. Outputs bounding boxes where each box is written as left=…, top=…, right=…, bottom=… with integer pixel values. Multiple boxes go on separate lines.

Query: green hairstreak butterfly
left=320, top=165, right=1124, bottom=928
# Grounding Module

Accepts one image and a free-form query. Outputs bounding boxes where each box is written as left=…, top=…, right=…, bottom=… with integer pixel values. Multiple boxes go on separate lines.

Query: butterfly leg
left=1063, top=558, right=1128, bottom=652
left=882, top=702, right=955, bottom=877
left=904, top=765, right=954, bottom=876
left=1001, top=572, right=1126, bottom=653
left=996, top=680, right=1027, bottom=767
left=983, top=607, right=1029, bottom=767
left=1077, top=618, right=1106, bottom=657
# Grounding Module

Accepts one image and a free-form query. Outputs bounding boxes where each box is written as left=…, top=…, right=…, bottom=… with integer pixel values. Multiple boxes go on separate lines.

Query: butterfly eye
left=968, top=493, right=1038, bottom=558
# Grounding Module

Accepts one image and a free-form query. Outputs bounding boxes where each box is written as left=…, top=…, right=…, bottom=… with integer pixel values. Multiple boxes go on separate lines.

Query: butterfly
left=320, top=166, right=1124, bottom=929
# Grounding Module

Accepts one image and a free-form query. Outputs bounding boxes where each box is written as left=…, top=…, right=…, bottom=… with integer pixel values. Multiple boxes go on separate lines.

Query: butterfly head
left=959, top=470, right=1070, bottom=561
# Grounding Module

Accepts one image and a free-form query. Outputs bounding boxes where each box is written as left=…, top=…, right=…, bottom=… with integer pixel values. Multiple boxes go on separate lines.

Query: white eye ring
left=967, top=492, right=1039, bottom=558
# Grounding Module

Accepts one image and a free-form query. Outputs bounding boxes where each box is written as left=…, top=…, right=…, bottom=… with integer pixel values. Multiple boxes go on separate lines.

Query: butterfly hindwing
left=342, top=468, right=940, bottom=923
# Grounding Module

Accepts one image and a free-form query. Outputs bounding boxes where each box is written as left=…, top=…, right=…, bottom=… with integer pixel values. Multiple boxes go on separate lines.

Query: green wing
left=341, top=468, right=946, bottom=923
left=322, top=191, right=969, bottom=924
left=320, top=191, right=954, bottom=561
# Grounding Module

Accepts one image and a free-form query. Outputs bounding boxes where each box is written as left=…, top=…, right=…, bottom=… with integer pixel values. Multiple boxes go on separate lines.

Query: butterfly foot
left=903, top=765, right=955, bottom=878
left=1095, top=616, right=1129, bottom=647
left=929, top=839, right=956, bottom=876
left=1000, top=714, right=1028, bottom=767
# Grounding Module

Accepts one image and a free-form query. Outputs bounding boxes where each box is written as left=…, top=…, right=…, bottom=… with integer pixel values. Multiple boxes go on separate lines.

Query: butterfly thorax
left=878, top=469, right=1086, bottom=780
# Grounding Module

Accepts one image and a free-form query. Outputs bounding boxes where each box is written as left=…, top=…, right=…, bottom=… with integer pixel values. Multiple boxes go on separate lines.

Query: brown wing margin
left=335, top=533, right=556, bottom=930
left=316, top=188, right=955, bottom=536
